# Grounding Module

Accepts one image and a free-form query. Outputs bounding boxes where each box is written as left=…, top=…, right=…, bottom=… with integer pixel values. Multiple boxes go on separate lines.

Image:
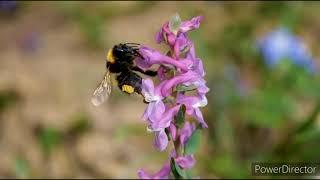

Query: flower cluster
left=136, top=14, right=209, bottom=179
left=258, top=27, right=317, bottom=73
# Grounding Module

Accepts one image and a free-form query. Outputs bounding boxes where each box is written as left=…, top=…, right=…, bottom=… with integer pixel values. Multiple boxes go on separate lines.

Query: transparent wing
left=91, top=70, right=112, bottom=106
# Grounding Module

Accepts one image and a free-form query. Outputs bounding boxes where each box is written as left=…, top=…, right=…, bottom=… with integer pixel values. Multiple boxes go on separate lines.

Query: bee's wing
left=91, top=70, right=112, bottom=106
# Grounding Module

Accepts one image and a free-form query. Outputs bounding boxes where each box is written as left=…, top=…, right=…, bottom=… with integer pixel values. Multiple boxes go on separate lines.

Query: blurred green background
left=0, top=1, right=320, bottom=179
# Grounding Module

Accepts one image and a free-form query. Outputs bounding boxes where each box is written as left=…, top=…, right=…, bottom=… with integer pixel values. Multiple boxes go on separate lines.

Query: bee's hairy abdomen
left=116, top=70, right=142, bottom=95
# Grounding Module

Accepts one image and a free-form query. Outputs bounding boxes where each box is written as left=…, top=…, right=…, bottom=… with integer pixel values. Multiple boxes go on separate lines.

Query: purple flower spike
left=138, top=162, right=171, bottom=179
left=137, top=14, right=208, bottom=178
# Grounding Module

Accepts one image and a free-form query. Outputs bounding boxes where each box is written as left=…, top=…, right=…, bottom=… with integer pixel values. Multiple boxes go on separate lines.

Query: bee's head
left=107, top=43, right=140, bottom=65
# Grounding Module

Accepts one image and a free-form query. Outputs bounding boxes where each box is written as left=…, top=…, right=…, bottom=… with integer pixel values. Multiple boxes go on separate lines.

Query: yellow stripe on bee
left=107, top=49, right=115, bottom=63
left=122, top=85, right=134, bottom=94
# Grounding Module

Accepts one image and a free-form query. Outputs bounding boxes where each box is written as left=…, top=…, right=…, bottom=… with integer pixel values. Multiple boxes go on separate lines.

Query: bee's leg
left=132, top=49, right=144, bottom=59
left=125, top=42, right=140, bottom=45
left=131, top=66, right=157, bottom=77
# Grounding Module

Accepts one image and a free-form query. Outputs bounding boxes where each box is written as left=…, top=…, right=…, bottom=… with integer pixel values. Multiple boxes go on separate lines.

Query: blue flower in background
left=0, top=0, right=17, bottom=14
left=258, top=27, right=317, bottom=73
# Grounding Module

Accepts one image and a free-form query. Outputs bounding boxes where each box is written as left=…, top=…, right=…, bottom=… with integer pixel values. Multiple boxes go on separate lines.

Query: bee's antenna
left=125, top=42, right=140, bottom=45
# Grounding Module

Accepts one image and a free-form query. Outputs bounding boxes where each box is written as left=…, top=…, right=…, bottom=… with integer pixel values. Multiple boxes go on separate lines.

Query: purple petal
left=185, top=107, right=195, bottom=116
left=194, top=58, right=205, bottom=77
left=147, top=100, right=166, bottom=123
left=185, top=44, right=206, bottom=77
left=167, top=34, right=176, bottom=46
left=162, top=22, right=176, bottom=46
left=136, top=57, right=152, bottom=69
left=177, top=93, right=208, bottom=128
left=139, top=46, right=191, bottom=71
left=186, top=43, right=196, bottom=60
left=183, top=78, right=209, bottom=96
left=161, top=71, right=200, bottom=96
left=162, top=21, right=171, bottom=34
left=197, top=81, right=210, bottom=96
left=175, top=155, right=196, bottom=169
left=174, top=33, right=191, bottom=58
left=179, top=121, right=196, bottom=145
left=169, top=123, right=177, bottom=141
left=142, top=78, right=155, bottom=96
left=177, top=93, right=208, bottom=109
left=177, top=93, right=200, bottom=106
left=157, top=65, right=168, bottom=81
left=179, top=16, right=204, bottom=33
left=150, top=105, right=180, bottom=130
left=138, top=162, right=171, bottom=179
left=142, top=107, right=149, bottom=121
left=193, top=108, right=208, bottom=128
left=153, top=162, right=171, bottom=179
left=154, top=80, right=169, bottom=96
left=137, top=169, right=152, bottom=179
left=155, top=28, right=164, bottom=44
left=154, top=129, right=168, bottom=151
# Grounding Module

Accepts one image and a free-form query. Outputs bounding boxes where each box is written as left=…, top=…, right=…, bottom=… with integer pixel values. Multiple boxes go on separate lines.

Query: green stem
left=273, top=100, right=320, bottom=155
left=294, top=101, right=320, bottom=134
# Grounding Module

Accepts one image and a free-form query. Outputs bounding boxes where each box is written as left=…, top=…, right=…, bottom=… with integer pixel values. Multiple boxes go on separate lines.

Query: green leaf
left=169, top=13, right=181, bottom=35
left=175, top=105, right=186, bottom=128
left=38, top=127, right=62, bottom=155
left=68, top=113, right=92, bottom=137
left=184, top=129, right=201, bottom=155
left=176, top=84, right=198, bottom=92
left=0, top=89, right=20, bottom=112
left=170, top=158, right=187, bottom=179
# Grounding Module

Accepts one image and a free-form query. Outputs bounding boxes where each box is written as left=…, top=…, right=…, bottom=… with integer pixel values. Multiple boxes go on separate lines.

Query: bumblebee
left=91, top=43, right=157, bottom=106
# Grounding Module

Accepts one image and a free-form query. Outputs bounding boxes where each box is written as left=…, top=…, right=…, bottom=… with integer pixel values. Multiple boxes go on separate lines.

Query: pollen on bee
left=106, top=49, right=115, bottom=63
left=122, top=85, right=134, bottom=94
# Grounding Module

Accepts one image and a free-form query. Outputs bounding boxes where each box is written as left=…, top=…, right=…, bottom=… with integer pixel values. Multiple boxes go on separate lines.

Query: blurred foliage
left=114, top=123, right=146, bottom=141
left=197, top=2, right=320, bottom=178
left=14, top=156, right=30, bottom=179
left=0, top=89, right=20, bottom=113
left=67, top=113, right=93, bottom=137
left=57, top=1, right=156, bottom=49
left=37, top=127, right=62, bottom=156
left=35, top=113, right=92, bottom=156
